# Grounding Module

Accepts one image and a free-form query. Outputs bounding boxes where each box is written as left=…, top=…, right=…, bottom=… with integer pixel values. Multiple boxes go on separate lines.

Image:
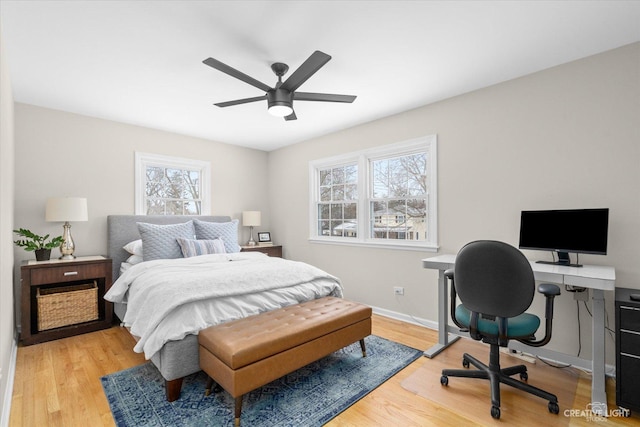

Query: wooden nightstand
left=241, top=245, right=283, bottom=258
left=20, top=256, right=113, bottom=345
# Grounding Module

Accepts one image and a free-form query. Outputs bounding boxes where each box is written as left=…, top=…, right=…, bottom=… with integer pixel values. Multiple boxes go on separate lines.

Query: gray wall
left=12, top=104, right=271, bottom=330
left=0, top=34, right=16, bottom=424
left=267, top=42, right=640, bottom=365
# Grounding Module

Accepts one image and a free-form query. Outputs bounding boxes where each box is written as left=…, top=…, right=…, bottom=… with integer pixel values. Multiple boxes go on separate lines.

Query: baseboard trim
left=1, top=337, right=17, bottom=427
left=370, top=305, right=439, bottom=331
left=370, top=305, right=616, bottom=378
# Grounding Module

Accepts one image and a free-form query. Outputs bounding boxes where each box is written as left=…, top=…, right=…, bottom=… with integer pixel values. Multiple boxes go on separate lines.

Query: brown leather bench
left=198, top=296, right=372, bottom=426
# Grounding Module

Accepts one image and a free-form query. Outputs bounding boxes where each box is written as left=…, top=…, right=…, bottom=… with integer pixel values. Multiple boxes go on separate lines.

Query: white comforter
left=104, top=252, right=343, bottom=359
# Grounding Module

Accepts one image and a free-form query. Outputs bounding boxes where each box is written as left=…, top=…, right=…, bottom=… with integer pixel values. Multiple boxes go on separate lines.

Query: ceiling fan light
left=268, top=104, right=293, bottom=117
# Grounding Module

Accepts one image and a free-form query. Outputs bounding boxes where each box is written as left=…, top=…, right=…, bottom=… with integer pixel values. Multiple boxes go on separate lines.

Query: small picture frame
left=257, top=232, right=271, bottom=243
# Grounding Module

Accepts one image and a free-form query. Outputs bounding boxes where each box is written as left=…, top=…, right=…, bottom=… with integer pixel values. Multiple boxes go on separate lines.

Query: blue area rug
left=101, top=335, right=422, bottom=426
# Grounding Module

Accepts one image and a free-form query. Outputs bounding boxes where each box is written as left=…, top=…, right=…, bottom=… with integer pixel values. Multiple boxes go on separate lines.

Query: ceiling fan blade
left=284, top=110, right=297, bottom=121
left=294, top=92, right=357, bottom=103
left=280, top=51, right=331, bottom=92
left=214, top=95, right=266, bottom=108
left=203, top=57, right=272, bottom=93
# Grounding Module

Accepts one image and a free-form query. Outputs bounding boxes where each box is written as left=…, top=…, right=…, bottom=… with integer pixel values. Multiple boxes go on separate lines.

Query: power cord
left=581, top=300, right=616, bottom=339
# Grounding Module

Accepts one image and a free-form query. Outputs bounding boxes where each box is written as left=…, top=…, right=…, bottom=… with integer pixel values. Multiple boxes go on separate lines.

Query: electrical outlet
left=394, top=286, right=405, bottom=296
left=574, top=288, right=589, bottom=301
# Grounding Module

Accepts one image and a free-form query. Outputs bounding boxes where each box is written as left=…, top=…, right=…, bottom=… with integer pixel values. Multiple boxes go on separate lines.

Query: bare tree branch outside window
left=145, top=166, right=202, bottom=215
left=371, top=153, right=428, bottom=241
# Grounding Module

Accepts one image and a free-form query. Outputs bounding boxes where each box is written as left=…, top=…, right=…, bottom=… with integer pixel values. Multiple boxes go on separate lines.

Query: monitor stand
left=536, top=251, right=583, bottom=267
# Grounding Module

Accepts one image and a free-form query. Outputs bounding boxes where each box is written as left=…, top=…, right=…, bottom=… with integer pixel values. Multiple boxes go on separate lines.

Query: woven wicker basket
left=37, top=282, right=98, bottom=331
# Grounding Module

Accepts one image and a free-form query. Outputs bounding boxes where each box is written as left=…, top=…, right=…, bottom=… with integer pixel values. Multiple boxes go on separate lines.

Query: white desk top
left=422, top=254, right=615, bottom=291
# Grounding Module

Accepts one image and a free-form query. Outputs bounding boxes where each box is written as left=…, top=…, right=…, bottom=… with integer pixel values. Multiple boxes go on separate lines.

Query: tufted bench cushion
left=199, top=296, right=371, bottom=369
left=198, top=296, right=372, bottom=426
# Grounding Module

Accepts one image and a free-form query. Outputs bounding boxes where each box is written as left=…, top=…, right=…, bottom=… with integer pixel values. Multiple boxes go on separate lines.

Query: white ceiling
left=1, top=1, right=639, bottom=151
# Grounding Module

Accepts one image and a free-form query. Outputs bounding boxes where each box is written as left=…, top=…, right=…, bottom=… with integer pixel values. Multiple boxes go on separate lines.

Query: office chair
left=440, top=240, right=561, bottom=419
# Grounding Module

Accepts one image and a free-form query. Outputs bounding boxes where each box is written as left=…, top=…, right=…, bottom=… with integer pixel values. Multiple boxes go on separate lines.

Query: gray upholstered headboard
left=107, top=215, right=232, bottom=281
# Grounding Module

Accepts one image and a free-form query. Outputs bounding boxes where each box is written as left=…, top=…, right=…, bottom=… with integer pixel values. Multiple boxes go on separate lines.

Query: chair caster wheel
left=491, top=405, right=501, bottom=419
left=520, top=372, right=528, bottom=381
left=548, top=401, right=559, bottom=414
left=462, top=359, right=470, bottom=369
left=440, top=375, right=448, bottom=386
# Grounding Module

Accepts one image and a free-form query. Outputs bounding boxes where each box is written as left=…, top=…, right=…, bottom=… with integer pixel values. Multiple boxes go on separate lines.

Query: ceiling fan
left=203, top=50, right=356, bottom=121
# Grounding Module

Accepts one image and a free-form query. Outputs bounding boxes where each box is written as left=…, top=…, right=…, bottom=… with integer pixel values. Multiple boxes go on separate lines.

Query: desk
left=422, top=254, right=615, bottom=416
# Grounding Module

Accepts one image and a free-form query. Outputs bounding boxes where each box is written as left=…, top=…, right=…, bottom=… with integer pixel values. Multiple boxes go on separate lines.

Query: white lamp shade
left=242, top=211, right=261, bottom=227
left=46, top=197, right=88, bottom=222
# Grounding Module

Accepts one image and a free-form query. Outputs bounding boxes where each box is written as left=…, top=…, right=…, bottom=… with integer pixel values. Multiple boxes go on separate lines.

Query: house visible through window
left=309, top=136, right=437, bottom=250
left=370, top=153, right=427, bottom=242
left=135, top=152, right=211, bottom=215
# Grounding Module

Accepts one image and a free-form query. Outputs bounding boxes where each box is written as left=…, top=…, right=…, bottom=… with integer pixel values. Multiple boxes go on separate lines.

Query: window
left=317, top=164, right=358, bottom=237
left=309, top=136, right=437, bottom=251
left=135, top=152, right=211, bottom=215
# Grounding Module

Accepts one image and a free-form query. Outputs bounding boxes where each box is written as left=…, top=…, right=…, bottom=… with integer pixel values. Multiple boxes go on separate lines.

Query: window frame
left=134, top=152, right=211, bottom=215
left=308, top=135, right=438, bottom=251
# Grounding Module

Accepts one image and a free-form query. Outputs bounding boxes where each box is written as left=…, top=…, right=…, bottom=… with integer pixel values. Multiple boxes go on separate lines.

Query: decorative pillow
left=193, top=219, right=240, bottom=253
left=137, top=221, right=196, bottom=261
left=123, top=239, right=143, bottom=256
left=177, top=237, right=226, bottom=258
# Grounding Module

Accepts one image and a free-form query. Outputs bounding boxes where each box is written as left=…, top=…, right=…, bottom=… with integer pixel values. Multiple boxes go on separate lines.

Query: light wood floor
left=9, top=315, right=640, bottom=426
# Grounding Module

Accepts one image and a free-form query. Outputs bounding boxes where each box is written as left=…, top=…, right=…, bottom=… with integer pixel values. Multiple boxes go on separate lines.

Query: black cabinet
left=616, top=288, right=640, bottom=413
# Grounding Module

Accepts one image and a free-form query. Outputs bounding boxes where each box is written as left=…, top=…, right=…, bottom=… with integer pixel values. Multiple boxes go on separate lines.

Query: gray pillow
left=194, top=219, right=240, bottom=253
left=137, top=221, right=196, bottom=261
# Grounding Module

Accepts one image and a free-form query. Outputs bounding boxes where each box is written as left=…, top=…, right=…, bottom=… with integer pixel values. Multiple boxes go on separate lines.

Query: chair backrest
left=454, top=240, right=535, bottom=319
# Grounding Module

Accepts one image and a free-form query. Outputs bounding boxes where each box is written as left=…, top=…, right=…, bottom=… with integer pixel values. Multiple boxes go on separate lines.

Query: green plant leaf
left=13, top=229, right=64, bottom=251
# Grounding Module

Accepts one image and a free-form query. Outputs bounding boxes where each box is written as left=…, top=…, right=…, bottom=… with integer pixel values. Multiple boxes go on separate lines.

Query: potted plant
left=13, top=228, right=64, bottom=261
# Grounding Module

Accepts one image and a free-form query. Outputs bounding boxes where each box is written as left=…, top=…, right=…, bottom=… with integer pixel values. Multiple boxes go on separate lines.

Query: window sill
left=308, top=237, right=439, bottom=252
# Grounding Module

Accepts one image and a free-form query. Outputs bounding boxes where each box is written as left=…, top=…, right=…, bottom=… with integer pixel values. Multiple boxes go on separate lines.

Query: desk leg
left=590, top=289, right=608, bottom=416
left=424, top=268, right=460, bottom=358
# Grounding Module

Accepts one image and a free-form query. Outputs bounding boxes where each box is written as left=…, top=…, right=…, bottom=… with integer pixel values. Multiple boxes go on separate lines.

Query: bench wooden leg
left=359, top=338, right=367, bottom=357
left=165, top=378, right=183, bottom=402
left=204, top=376, right=214, bottom=396
left=204, top=376, right=222, bottom=396
left=235, top=395, right=243, bottom=426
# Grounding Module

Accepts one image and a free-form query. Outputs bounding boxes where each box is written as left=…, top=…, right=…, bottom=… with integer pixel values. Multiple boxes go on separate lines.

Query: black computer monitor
left=518, top=208, right=609, bottom=267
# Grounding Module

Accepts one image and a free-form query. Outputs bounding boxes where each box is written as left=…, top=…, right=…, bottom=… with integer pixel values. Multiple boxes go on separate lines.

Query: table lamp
left=45, top=197, right=88, bottom=259
left=242, top=211, right=261, bottom=246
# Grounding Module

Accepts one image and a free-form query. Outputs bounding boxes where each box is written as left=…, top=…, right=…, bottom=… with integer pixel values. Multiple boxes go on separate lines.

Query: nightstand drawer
left=241, top=245, right=283, bottom=258
left=30, top=263, right=107, bottom=286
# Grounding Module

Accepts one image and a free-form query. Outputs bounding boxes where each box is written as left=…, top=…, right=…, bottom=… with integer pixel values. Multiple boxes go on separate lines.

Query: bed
left=105, top=215, right=343, bottom=401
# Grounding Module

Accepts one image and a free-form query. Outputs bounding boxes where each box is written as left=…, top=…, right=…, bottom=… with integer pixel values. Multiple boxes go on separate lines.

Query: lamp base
left=246, top=226, right=257, bottom=246
left=59, top=221, right=77, bottom=260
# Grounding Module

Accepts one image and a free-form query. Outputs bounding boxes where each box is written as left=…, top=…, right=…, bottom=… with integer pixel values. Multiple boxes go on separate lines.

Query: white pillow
left=126, top=254, right=143, bottom=265
left=123, top=239, right=143, bottom=256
